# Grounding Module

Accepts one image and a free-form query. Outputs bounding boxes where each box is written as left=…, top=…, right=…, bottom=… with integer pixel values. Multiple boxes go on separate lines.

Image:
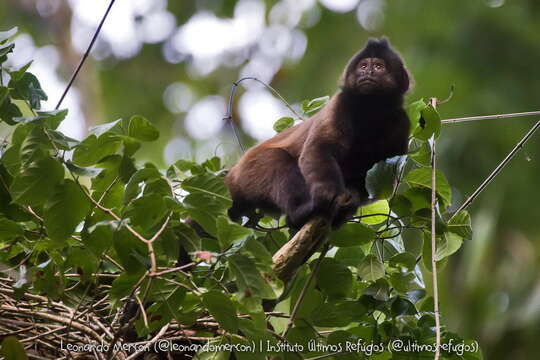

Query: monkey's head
left=342, top=38, right=410, bottom=96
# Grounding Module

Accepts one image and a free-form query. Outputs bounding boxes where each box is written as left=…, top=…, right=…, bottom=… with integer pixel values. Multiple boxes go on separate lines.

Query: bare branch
left=452, top=119, right=540, bottom=217
left=442, top=110, right=540, bottom=124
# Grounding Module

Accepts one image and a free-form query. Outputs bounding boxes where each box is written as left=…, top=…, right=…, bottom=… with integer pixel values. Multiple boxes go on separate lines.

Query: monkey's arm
left=298, top=135, right=346, bottom=214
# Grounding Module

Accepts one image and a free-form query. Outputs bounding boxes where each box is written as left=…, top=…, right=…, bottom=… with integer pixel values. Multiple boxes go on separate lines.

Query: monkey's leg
left=268, top=150, right=313, bottom=228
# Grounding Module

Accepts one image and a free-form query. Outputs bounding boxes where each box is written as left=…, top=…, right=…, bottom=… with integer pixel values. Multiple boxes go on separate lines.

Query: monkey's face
left=346, top=57, right=398, bottom=95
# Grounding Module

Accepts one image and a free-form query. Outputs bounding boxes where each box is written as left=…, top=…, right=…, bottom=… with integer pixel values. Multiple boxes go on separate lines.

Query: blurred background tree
left=1, top=0, right=539, bottom=358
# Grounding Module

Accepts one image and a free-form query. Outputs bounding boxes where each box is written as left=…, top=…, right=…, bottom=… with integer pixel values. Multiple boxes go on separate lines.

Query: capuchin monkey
left=225, top=38, right=411, bottom=229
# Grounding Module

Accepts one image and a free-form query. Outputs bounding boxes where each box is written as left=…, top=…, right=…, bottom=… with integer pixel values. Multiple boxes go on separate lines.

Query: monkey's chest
left=339, top=136, right=390, bottom=181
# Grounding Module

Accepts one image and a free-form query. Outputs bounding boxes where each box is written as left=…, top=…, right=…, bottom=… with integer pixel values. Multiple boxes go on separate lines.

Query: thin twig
left=55, top=0, right=116, bottom=109
left=223, top=76, right=305, bottom=152
left=430, top=99, right=441, bottom=360
left=442, top=110, right=540, bottom=124
left=452, top=119, right=540, bottom=217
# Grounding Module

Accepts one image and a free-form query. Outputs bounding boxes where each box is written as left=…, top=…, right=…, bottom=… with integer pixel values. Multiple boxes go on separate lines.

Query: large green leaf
left=0, top=98, right=22, bottom=125
left=357, top=200, right=390, bottom=225
left=435, top=232, right=463, bottom=261
left=124, top=167, right=162, bottom=203
left=128, top=115, right=159, bottom=141
left=10, top=156, right=64, bottom=206
left=182, top=173, right=231, bottom=205
left=43, top=179, right=91, bottom=242
left=202, top=291, right=238, bottom=333
left=0, top=218, right=24, bottom=240
left=365, top=155, right=407, bottom=200
left=125, top=193, right=169, bottom=231
left=216, top=215, right=253, bottom=249
left=10, top=72, right=48, bottom=109
left=447, top=210, right=472, bottom=240
left=404, top=167, right=452, bottom=207
left=12, top=109, right=68, bottom=129
left=329, top=222, right=375, bottom=247
left=315, top=258, right=353, bottom=299
left=228, top=254, right=276, bottom=299
left=357, top=254, right=385, bottom=282
left=72, top=133, right=122, bottom=166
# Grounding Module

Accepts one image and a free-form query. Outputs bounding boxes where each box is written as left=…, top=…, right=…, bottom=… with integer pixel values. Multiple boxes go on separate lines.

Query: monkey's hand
left=310, top=182, right=342, bottom=214
left=332, top=189, right=361, bottom=228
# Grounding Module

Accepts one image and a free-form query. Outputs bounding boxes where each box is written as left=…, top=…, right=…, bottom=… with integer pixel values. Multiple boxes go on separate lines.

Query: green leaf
left=0, top=218, right=24, bottom=240
left=0, top=86, right=8, bottom=106
left=302, top=95, right=329, bottom=114
left=125, top=193, right=168, bottom=231
left=124, top=167, right=161, bottom=204
left=89, top=118, right=123, bottom=136
left=0, top=98, right=23, bottom=125
left=410, top=141, right=432, bottom=167
left=82, top=221, right=115, bottom=256
left=310, top=303, right=351, bottom=327
left=228, top=254, right=276, bottom=299
left=329, top=222, right=375, bottom=247
left=447, top=210, right=472, bottom=240
left=47, top=129, right=79, bottom=150
left=365, top=155, right=407, bottom=200
left=357, top=200, right=390, bottom=225
left=358, top=254, right=385, bottom=282
left=184, top=193, right=226, bottom=236
left=19, top=126, right=52, bottom=166
left=363, top=279, right=390, bottom=301
left=413, top=103, right=441, bottom=140
left=10, top=156, right=64, bottom=206
left=202, top=156, right=222, bottom=172
left=435, top=232, right=463, bottom=261
left=0, top=43, right=15, bottom=59
left=316, top=258, right=353, bottom=299
left=182, top=173, right=231, bottom=205
left=113, top=228, right=148, bottom=273
left=406, top=98, right=426, bottom=135
left=12, top=109, right=68, bottom=129
left=335, top=246, right=365, bottom=267
left=216, top=215, right=253, bottom=250
left=273, top=116, right=294, bottom=132
left=404, top=167, right=452, bottom=207
left=72, top=133, right=122, bottom=166
left=128, top=115, right=159, bottom=141
left=391, top=297, right=417, bottom=316
left=10, top=72, right=48, bottom=109
left=66, top=247, right=98, bottom=282
left=43, top=179, right=91, bottom=242
left=110, top=271, right=146, bottom=302
left=9, top=61, right=33, bottom=81
left=202, top=291, right=238, bottom=333
left=1, top=336, right=28, bottom=360
left=388, top=252, right=417, bottom=271
left=389, top=272, right=418, bottom=293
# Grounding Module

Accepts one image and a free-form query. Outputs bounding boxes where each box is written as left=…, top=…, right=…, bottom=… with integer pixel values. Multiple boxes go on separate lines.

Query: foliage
left=0, top=28, right=481, bottom=359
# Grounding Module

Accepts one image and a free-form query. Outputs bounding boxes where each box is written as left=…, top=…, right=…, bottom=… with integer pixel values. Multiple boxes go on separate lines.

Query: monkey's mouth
left=358, top=78, right=377, bottom=86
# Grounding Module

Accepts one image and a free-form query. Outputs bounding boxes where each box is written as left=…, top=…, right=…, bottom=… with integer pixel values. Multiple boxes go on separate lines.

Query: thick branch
left=272, top=217, right=330, bottom=283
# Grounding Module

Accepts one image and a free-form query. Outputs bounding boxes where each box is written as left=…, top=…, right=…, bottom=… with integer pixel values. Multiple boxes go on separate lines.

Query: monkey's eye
left=359, top=64, right=368, bottom=70
left=374, top=64, right=385, bottom=71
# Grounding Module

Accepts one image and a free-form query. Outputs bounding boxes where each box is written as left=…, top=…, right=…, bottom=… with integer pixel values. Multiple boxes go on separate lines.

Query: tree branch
left=272, top=217, right=330, bottom=283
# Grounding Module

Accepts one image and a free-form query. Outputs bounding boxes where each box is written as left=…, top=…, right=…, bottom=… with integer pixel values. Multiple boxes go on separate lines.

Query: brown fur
left=225, top=38, right=411, bottom=228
